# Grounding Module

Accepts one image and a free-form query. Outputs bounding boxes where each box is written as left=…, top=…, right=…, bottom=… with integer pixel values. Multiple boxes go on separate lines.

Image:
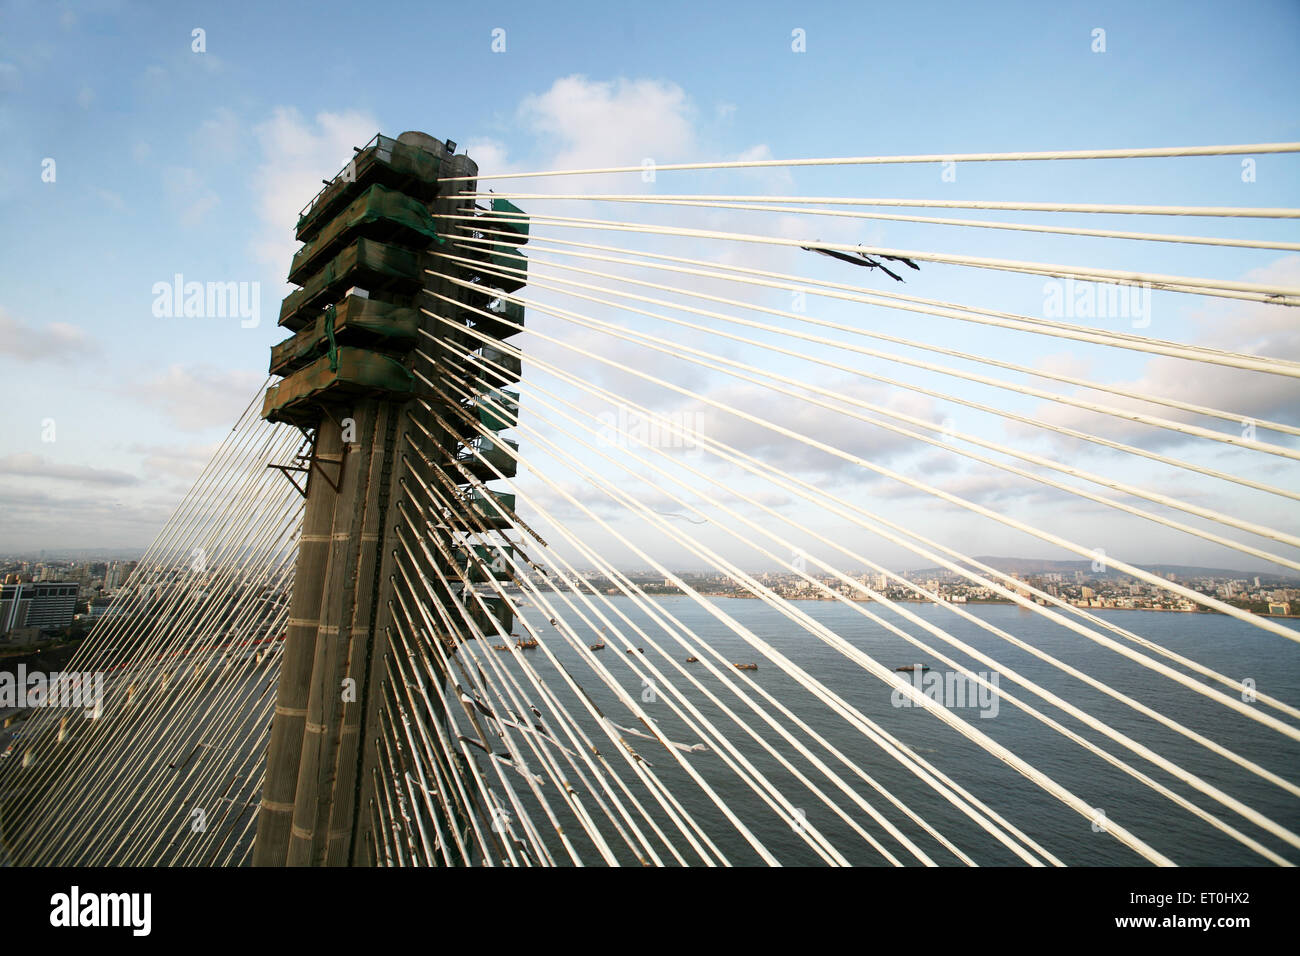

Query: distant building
left=1268, top=601, right=1290, bottom=616
left=4, top=626, right=44, bottom=646
left=85, top=596, right=122, bottom=621
left=1, top=581, right=78, bottom=635
left=104, top=561, right=133, bottom=590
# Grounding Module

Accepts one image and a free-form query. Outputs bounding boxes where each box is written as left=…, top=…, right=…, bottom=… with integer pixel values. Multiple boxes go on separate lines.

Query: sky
left=0, top=0, right=1297, bottom=574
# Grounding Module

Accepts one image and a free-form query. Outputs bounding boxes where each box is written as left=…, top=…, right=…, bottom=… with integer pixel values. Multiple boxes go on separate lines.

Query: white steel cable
left=423, top=378, right=980, bottom=866
left=443, top=251, right=1300, bottom=535
left=476, top=376, right=1296, bottom=863
left=34, top=512, right=299, bottom=863
left=378, top=615, right=505, bottom=866
left=393, top=521, right=649, bottom=866
left=438, top=319, right=1300, bottom=731
left=385, top=551, right=539, bottom=866
left=443, top=142, right=1300, bottom=181
left=452, top=224, right=1300, bottom=379
left=385, top=598, right=563, bottom=865
left=436, top=209, right=1300, bottom=306
left=446, top=228, right=1300, bottom=443
left=415, top=395, right=928, bottom=866
left=396, top=449, right=748, bottom=865
left=449, top=331, right=1300, bottom=756
left=445, top=326, right=1300, bottom=833
left=419, top=541, right=692, bottom=867
left=462, top=194, right=1300, bottom=252
left=455, top=358, right=1299, bottom=860
left=421, top=422, right=1044, bottom=866
left=425, top=286, right=1300, bottom=643
left=9, top=428, right=300, bottom=863
left=446, top=297, right=1298, bottom=745
left=447, top=619, right=675, bottom=866
left=434, top=266, right=1300, bottom=587
left=439, top=386, right=1170, bottom=866
left=11, top=457, right=302, bottom=863
left=421, top=344, right=1085, bottom=866
left=467, top=192, right=1300, bottom=219
left=410, top=378, right=981, bottom=865
left=396, top=437, right=734, bottom=866
left=486, top=264, right=1300, bottom=567
left=403, top=438, right=813, bottom=866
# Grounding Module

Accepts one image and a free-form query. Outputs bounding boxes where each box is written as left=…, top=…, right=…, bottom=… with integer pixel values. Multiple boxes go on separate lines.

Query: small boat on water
left=590, top=642, right=605, bottom=650
left=493, top=644, right=509, bottom=651
left=685, top=656, right=698, bottom=663
left=516, top=639, right=539, bottom=649
left=734, top=663, right=758, bottom=671
left=895, top=664, right=930, bottom=672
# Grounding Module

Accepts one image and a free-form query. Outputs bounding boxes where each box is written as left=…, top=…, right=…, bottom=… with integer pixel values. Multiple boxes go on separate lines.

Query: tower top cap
left=397, top=131, right=449, bottom=154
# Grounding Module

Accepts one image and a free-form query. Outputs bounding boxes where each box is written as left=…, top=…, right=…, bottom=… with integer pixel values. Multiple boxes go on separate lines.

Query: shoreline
left=513, top=589, right=1298, bottom=619
left=608, top=592, right=1300, bottom=619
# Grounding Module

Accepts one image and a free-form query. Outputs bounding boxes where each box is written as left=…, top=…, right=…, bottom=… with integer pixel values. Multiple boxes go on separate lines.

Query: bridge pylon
left=251, top=131, right=528, bottom=866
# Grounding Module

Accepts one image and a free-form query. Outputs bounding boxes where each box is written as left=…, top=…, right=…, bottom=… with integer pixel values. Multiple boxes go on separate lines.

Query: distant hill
left=904, top=556, right=1299, bottom=583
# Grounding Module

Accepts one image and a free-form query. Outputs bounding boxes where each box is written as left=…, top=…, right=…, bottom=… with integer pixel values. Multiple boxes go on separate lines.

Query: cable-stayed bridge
left=1, top=133, right=1297, bottom=867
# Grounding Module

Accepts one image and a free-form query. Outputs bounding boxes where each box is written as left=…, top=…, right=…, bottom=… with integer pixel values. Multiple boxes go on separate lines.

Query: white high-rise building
left=1, top=582, right=78, bottom=635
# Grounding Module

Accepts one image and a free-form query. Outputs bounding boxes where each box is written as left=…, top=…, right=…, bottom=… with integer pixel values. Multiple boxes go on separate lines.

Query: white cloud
left=1031, top=350, right=1096, bottom=382
left=0, top=484, right=171, bottom=552
left=679, top=376, right=939, bottom=479
left=0, top=453, right=138, bottom=486
left=164, top=166, right=219, bottom=227
left=729, top=142, right=794, bottom=192
left=518, top=75, right=696, bottom=186
left=128, top=441, right=219, bottom=481
left=192, top=106, right=243, bottom=162
left=1013, top=256, right=1300, bottom=453
left=116, top=364, right=264, bottom=431
left=461, top=138, right=516, bottom=177
left=0, top=308, right=92, bottom=361
left=96, top=188, right=126, bottom=211
left=249, top=107, right=381, bottom=286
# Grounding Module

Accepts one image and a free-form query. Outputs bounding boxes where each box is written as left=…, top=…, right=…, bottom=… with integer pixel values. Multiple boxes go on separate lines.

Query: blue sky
left=1, top=0, right=1297, bottom=572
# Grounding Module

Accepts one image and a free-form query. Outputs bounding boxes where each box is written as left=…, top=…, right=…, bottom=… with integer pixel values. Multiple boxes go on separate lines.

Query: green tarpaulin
left=262, top=346, right=414, bottom=425
left=279, top=238, right=423, bottom=331
left=288, top=183, right=440, bottom=285
left=269, top=295, right=421, bottom=376
left=296, top=134, right=442, bottom=242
